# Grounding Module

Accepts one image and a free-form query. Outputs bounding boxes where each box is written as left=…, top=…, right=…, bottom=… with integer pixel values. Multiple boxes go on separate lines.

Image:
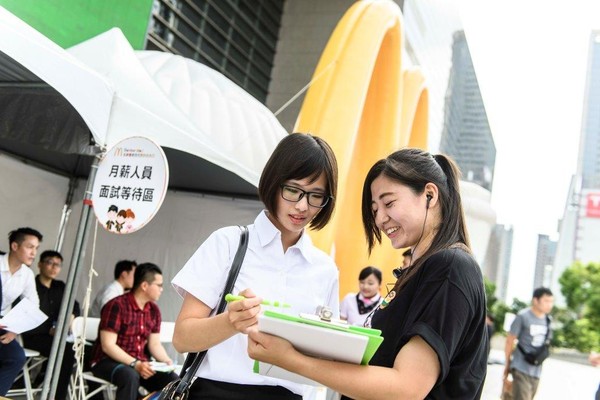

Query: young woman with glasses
left=248, top=148, right=488, bottom=400
left=171, top=133, right=339, bottom=400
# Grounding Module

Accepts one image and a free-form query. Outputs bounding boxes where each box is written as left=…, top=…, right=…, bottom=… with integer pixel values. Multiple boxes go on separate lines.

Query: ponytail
left=433, top=154, right=470, bottom=250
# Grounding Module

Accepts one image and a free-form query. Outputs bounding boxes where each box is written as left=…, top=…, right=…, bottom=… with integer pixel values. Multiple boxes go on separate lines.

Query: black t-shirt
left=370, top=248, right=488, bottom=399
left=22, top=276, right=81, bottom=354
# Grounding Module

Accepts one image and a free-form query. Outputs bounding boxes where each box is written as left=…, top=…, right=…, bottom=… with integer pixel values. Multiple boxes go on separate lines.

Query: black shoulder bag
left=157, top=226, right=249, bottom=400
left=517, top=315, right=551, bottom=366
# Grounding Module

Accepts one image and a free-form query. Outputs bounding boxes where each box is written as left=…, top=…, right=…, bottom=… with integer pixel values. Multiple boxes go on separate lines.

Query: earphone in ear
left=426, top=194, right=432, bottom=209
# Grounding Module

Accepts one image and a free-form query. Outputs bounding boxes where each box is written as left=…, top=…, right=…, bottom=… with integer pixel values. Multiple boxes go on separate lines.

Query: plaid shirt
left=91, top=291, right=161, bottom=366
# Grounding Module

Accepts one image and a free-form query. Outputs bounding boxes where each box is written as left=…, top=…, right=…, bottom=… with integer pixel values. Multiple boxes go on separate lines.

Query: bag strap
left=174, top=225, right=249, bottom=394
left=517, top=315, right=552, bottom=355
left=544, top=315, right=551, bottom=343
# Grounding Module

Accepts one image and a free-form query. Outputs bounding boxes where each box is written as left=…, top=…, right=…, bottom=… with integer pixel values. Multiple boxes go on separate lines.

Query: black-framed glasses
left=280, top=184, right=333, bottom=208
left=43, top=260, right=62, bottom=268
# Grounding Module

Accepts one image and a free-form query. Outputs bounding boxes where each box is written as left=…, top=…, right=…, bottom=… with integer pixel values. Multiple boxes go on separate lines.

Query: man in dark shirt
left=90, top=263, right=176, bottom=400
left=22, top=250, right=80, bottom=400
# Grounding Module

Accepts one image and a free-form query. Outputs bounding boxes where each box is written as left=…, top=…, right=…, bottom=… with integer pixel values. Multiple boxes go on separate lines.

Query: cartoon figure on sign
left=124, top=209, right=136, bottom=233
left=115, top=209, right=127, bottom=233
left=106, top=205, right=118, bottom=231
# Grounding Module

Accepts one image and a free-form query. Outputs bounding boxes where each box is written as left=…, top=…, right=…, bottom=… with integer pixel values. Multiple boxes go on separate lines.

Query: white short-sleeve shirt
left=90, top=280, right=124, bottom=317
left=172, top=211, right=339, bottom=395
left=340, top=292, right=382, bottom=327
left=0, top=253, right=39, bottom=316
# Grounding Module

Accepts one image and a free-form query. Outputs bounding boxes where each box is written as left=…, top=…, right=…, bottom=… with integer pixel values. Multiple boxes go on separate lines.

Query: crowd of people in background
left=0, top=227, right=176, bottom=400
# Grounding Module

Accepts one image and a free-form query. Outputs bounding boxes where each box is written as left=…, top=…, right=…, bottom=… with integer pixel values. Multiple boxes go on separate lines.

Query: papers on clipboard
left=254, top=310, right=383, bottom=386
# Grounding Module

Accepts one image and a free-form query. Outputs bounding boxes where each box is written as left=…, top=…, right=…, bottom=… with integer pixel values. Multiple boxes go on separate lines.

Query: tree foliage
left=484, top=277, right=521, bottom=334
left=559, top=262, right=600, bottom=322
left=555, top=261, right=600, bottom=352
left=483, top=261, right=600, bottom=352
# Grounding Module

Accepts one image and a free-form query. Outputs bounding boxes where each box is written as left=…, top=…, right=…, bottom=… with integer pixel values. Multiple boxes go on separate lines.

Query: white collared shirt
left=0, top=253, right=39, bottom=316
left=340, top=292, right=382, bottom=327
left=90, top=280, right=124, bottom=317
left=172, top=210, right=339, bottom=395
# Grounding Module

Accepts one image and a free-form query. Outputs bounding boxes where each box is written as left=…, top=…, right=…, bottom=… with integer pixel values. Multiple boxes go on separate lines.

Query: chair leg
left=22, top=357, right=34, bottom=400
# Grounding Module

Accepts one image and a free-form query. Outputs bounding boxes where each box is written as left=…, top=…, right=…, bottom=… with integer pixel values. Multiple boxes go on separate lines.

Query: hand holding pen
left=225, top=288, right=263, bottom=333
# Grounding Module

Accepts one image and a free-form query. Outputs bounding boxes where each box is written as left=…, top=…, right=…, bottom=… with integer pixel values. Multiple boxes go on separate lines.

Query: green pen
left=225, top=293, right=292, bottom=308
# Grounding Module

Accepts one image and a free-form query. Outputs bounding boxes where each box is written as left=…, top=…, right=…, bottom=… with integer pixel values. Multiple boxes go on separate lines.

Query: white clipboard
left=254, top=310, right=383, bottom=386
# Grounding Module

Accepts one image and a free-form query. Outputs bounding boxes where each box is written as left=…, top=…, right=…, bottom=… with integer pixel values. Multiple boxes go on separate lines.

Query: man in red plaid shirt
left=91, top=263, right=177, bottom=400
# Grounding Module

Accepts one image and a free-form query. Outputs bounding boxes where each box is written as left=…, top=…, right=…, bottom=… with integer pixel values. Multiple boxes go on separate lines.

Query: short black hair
left=114, top=260, right=137, bottom=280
left=358, top=266, right=382, bottom=284
left=39, top=250, right=63, bottom=263
left=8, top=227, right=43, bottom=247
left=258, top=133, right=338, bottom=231
left=533, top=287, right=553, bottom=299
left=108, top=205, right=118, bottom=212
left=132, top=262, right=162, bottom=290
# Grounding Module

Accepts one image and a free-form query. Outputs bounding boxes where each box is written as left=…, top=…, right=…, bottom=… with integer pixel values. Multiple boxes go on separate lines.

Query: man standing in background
left=504, top=287, right=554, bottom=400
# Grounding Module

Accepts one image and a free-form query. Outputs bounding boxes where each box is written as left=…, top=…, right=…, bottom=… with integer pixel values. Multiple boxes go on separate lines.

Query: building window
left=147, top=0, right=285, bottom=103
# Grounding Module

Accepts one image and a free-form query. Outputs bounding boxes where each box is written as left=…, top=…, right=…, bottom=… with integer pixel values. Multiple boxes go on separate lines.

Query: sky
left=457, top=0, right=600, bottom=301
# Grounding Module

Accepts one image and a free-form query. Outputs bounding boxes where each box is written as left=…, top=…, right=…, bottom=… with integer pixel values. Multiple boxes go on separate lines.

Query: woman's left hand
left=247, top=327, right=296, bottom=366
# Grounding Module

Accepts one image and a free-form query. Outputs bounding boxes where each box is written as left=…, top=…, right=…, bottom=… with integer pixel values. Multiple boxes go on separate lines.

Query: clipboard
left=253, top=310, right=383, bottom=386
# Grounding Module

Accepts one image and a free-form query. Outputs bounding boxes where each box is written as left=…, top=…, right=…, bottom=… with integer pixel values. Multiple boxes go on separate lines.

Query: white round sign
left=92, top=136, right=169, bottom=234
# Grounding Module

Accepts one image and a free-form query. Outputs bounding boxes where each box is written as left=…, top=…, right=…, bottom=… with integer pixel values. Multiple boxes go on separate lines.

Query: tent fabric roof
left=0, top=6, right=287, bottom=196
left=68, top=28, right=287, bottom=189
left=0, top=6, right=114, bottom=147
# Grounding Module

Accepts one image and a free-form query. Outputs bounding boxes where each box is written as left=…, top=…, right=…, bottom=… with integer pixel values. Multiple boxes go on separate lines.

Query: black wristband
left=129, top=359, right=138, bottom=368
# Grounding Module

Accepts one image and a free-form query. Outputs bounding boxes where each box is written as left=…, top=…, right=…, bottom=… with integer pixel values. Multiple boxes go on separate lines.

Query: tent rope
left=71, top=220, right=100, bottom=400
left=273, top=59, right=337, bottom=117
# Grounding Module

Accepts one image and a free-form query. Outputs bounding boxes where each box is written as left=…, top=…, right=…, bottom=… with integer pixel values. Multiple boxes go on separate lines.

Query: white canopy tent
left=0, top=7, right=287, bottom=398
left=68, top=28, right=286, bottom=192
left=0, top=7, right=113, bottom=148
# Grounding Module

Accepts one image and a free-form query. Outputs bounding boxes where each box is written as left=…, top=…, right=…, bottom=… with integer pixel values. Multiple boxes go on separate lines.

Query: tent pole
left=55, top=177, right=78, bottom=252
left=42, top=155, right=100, bottom=400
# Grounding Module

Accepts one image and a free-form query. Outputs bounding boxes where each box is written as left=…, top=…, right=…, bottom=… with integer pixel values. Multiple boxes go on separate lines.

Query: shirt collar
left=254, top=210, right=314, bottom=263
left=125, top=290, right=149, bottom=312
left=0, top=253, right=27, bottom=275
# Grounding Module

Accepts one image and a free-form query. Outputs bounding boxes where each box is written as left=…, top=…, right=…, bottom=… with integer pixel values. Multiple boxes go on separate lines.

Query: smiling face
left=370, top=175, right=429, bottom=250
left=268, top=173, right=327, bottom=246
left=359, top=273, right=381, bottom=299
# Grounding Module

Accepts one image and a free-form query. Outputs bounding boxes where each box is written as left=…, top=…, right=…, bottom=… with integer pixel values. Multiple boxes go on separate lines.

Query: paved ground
left=483, top=336, right=599, bottom=399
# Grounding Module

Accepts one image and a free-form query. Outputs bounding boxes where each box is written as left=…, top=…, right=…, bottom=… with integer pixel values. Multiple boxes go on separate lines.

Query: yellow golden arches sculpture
left=296, top=0, right=429, bottom=299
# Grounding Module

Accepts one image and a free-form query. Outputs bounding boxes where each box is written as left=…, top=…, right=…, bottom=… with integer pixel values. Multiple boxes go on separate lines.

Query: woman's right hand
left=226, top=288, right=262, bottom=333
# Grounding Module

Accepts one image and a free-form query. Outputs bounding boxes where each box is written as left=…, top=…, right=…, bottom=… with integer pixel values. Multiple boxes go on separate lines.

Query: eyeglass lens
left=281, top=185, right=329, bottom=207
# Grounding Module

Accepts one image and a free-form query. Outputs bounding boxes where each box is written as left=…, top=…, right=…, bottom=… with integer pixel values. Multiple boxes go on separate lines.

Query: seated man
left=90, top=260, right=137, bottom=318
left=90, top=263, right=176, bottom=400
left=0, top=227, right=42, bottom=396
left=22, top=250, right=80, bottom=400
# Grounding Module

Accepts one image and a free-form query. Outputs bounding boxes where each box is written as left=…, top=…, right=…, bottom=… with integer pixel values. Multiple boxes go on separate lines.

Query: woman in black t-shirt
left=248, top=148, right=488, bottom=400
